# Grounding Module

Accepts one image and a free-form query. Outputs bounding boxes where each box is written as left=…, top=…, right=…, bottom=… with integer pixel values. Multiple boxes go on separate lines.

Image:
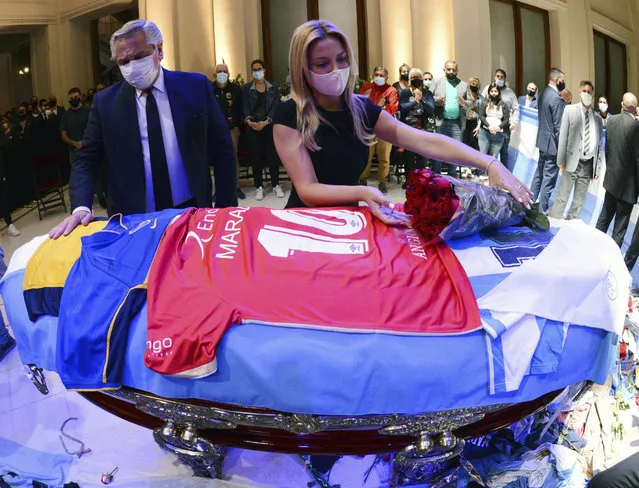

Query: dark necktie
left=583, top=109, right=590, bottom=157
left=145, top=88, right=173, bottom=211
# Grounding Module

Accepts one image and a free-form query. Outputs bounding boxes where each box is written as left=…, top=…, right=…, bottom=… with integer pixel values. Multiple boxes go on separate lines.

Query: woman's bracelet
left=486, top=158, right=498, bottom=173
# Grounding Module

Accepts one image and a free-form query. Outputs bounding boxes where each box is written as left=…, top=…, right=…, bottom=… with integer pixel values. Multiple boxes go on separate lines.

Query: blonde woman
left=272, top=20, right=532, bottom=225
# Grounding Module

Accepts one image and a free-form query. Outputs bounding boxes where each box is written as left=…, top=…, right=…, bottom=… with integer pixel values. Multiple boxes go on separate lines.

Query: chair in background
left=29, top=153, right=67, bottom=220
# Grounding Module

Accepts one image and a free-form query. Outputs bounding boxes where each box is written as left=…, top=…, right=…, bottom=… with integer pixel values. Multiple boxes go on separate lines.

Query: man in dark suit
left=50, top=19, right=237, bottom=238
left=531, top=68, right=566, bottom=213
left=518, top=82, right=538, bottom=109
left=596, top=94, right=639, bottom=264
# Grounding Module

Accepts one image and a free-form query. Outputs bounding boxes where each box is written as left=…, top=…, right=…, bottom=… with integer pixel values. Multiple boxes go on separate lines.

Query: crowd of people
left=0, top=83, right=108, bottom=237
left=1, top=20, right=638, bottom=252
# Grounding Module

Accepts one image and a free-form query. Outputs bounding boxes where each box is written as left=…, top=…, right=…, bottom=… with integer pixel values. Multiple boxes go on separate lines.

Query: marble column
left=379, top=0, right=412, bottom=77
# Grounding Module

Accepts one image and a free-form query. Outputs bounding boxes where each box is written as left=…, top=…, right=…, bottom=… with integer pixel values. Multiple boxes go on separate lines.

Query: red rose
left=433, top=178, right=452, bottom=193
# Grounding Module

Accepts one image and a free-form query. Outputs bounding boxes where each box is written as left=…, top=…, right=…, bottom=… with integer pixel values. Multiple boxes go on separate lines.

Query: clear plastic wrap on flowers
left=404, top=169, right=548, bottom=243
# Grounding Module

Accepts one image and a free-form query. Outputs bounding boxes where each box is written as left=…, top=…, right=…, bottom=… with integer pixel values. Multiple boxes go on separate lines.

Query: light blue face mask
left=495, top=79, right=505, bottom=88
left=253, top=70, right=264, bottom=81
left=374, top=76, right=385, bottom=86
left=216, top=72, right=229, bottom=84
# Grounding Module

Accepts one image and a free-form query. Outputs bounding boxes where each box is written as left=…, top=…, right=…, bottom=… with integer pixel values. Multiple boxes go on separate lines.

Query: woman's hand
left=487, top=161, right=534, bottom=209
left=361, top=186, right=410, bottom=226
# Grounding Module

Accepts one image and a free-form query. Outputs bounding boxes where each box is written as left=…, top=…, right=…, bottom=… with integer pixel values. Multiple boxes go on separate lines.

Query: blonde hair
left=288, top=20, right=374, bottom=151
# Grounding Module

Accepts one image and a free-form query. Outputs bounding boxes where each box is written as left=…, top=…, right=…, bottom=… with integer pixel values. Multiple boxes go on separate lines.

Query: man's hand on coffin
left=487, top=160, right=533, bottom=209
left=363, top=186, right=410, bottom=227
left=48, top=210, right=94, bottom=239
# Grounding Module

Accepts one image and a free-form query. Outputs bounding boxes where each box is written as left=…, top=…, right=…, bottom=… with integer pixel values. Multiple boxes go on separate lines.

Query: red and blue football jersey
left=146, top=207, right=480, bottom=378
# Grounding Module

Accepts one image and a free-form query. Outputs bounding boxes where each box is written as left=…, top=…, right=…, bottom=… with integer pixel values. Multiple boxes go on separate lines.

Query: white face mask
left=373, top=76, right=385, bottom=87
left=252, top=70, right=264, bottom=81
left=495, top=79, right=505, bottom=87
left=423, top=79, right=432, bottom=89
left=580, top=92, right=593, bottom=107
left=216, top=72, right=229, bottom=84
left=308, top=67, right=350, bottom=97
left=598, top=103, right=608, bottom=113
left=120, top=53, right=159, bottom=90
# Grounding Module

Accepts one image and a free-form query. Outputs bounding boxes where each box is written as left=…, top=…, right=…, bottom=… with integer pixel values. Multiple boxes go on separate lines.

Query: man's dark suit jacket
left=71, top=68, right=237, bottom=215
left=603, top=113, right=639, bottom=204
left=518, top=95, right=538, bottom=109
left=535, top=85, right=565, bottom=157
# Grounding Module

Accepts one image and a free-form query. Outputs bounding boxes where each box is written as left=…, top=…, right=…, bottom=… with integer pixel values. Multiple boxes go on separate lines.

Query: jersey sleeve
left=272, top=99, right=298, bottom=129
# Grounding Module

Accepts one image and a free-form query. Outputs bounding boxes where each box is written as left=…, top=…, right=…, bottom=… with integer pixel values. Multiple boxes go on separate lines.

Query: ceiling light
left=24, top=67, right=29, bottom=73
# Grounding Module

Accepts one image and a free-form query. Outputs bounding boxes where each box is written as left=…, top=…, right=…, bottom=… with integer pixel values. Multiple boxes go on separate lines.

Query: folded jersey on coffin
left=56, top=209, right=186, bottom=390
left=55, top=206, right=479, bottom=389
left=22, top=220, right=108, bottom=321
left=145, top=207, right=481, bottom=379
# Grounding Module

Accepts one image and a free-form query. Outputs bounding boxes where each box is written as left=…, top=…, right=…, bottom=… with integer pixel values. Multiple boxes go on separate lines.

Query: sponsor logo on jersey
left=146, top=337, right=173, bottom=357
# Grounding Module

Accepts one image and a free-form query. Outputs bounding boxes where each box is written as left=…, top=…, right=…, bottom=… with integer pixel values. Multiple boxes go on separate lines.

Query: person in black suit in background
left=531, top=67, right=566, bottom=213
left=49, top=19, right=237, bottom=238
left=596, top=94, right=639, bottom=264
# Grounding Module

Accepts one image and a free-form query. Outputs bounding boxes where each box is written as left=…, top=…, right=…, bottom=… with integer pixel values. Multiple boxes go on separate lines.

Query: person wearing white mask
left=273, top=20, right=532, bottom=224
left=357, top=65, right=398, bottom=193
left=597, top=96, right=609, bottom=128
left=550, top=80, right=603, bottom=220
left=49, top=19, right=237, bottom=239
left=422, top=72, right=437, bottom=133
left=213, top=63, right=245, bottom=200
left=242, top=59, right=284, bottom=201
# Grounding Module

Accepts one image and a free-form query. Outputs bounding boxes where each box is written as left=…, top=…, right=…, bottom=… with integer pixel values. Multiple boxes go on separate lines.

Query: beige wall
left=359, top=0, right=638, bottom=97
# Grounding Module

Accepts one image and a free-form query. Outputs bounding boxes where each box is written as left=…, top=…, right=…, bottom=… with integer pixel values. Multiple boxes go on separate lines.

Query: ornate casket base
left=74, top=386, right=570, bottom=485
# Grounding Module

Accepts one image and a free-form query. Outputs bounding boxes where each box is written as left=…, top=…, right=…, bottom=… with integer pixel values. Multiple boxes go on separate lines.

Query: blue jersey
left=57, top=209, right=185, bottom=390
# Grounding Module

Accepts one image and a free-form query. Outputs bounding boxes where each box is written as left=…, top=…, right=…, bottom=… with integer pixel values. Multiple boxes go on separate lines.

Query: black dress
left=273, top=98, right=382, bottom=208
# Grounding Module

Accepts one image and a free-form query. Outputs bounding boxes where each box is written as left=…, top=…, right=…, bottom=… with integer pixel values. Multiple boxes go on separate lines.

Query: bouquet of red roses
left=404, top=169, right=548, bottom=242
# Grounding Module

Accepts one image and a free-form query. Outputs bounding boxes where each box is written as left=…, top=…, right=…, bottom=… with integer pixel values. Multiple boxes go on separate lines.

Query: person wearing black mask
left=15, top=103, right=28, bottom=137
left=60, top=87, right=90, bottom=165
left=463, top=77, right=482, bottom=153
left=518, top=82, right=538, bottom=109
left=477, top=82, right=510, bottom=161
left=393, top=64, right=411, bottom=94
left=398, top=68, right=435, bottom=187
left=531, top=67, right=566, bottom=213
left=432, top=60, right=468, bottom=176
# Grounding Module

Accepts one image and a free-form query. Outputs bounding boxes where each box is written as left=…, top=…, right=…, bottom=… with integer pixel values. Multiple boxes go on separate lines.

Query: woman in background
left=477, top=82, right=510, bottom=161
left=242, top=59, right=285, bottom=201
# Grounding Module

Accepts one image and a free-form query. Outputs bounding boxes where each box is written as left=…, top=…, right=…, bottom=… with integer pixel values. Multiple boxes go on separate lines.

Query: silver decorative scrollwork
left=153, top=421, right=227, bottom=478
left=393, top=431, right=466, bottom=486
left=107, top=389, right=508, bottom=437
